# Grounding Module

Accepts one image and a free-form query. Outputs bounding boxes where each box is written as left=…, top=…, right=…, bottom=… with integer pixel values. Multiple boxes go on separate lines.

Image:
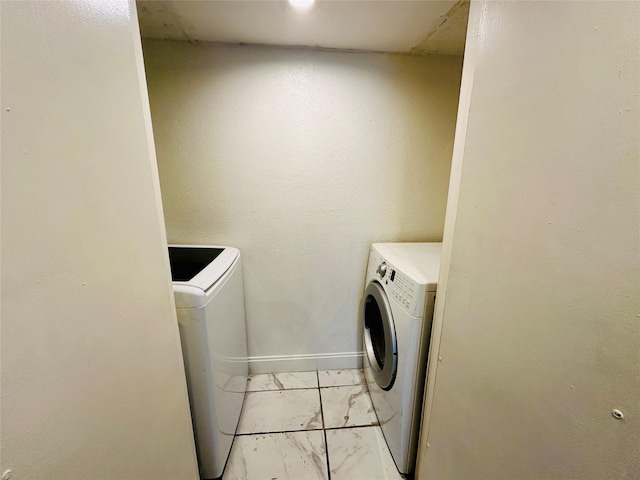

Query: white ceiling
left=136, top=0, right=468, bottom=56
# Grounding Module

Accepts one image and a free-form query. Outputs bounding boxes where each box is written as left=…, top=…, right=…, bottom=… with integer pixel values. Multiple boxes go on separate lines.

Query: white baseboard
left=248, top=351, right=364, bottom=374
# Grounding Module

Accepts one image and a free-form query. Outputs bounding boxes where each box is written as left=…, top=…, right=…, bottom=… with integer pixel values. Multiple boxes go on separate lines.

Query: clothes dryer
left=362, top=242, right=442, bottom=475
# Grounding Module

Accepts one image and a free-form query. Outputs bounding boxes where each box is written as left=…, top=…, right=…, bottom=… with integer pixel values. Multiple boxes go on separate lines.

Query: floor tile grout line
left=319, top=385, right=367, bottom=390
left=316, top=370, right=332, bottom=479
left=245, top=384, right=365, bottom=393
left=235, top=422, right=380, bottom=437
left=324, top=423, right=380, bottom=431
left=317, top=373, right=325, bottom=430
left=245, top=386, right=321, bottom=393
left=324, top=428, right=332, bottom=480
left=235, top=427, right=325, bottom=436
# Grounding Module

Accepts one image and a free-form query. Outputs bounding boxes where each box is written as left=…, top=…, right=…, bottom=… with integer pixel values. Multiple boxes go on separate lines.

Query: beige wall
left=418, top=1, right=640, bottom=478
left=142, top=41, right=462, bottom=372
left=0, top=2, right=199, bottom=478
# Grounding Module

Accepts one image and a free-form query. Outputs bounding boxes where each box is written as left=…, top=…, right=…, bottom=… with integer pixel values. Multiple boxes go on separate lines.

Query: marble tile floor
left=222, top=369, right=406, bottom=480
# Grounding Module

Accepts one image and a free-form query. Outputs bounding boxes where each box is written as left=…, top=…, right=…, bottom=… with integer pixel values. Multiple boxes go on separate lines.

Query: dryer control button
left=377, top=262, right=387, bottom=278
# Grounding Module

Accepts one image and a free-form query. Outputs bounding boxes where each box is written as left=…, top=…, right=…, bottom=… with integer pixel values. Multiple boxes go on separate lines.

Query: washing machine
left=362, top=242, right=442, bottom=475
left=169, top=245, right=249, bottom=480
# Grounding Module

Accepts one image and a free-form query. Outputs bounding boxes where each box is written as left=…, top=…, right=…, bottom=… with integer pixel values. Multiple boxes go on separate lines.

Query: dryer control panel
left=368, top=248, right=426, bottom=317
left=389, top=270, right=418, bottom=313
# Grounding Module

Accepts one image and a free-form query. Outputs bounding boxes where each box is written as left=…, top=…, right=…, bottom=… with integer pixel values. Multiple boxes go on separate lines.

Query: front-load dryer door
left=363, top=281, right=397, bottom=390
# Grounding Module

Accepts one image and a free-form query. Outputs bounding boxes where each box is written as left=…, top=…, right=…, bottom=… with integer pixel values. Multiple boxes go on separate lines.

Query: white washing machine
left=362, top=242, right=442, bottom=475
left=169, top=245, right=249, bottom=480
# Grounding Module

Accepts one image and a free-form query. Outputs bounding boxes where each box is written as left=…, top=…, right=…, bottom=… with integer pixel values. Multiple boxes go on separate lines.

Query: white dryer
left=362, top=242, right=442, bottom=475
left=169, top=245, right=249, bottom=480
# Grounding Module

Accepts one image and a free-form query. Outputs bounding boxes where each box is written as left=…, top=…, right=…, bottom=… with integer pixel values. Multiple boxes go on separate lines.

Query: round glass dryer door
left=363, top=281, right=397, bottom=390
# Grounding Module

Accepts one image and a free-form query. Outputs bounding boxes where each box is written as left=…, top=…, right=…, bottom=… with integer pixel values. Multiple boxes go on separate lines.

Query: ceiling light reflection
left=288, top=0, right=315, bottom=11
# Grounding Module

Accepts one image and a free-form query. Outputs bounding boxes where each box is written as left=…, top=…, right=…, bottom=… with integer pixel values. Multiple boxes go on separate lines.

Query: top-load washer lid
left=168, top=245, right=239, bottom=293
left=169, top=247, right=224, bottom=281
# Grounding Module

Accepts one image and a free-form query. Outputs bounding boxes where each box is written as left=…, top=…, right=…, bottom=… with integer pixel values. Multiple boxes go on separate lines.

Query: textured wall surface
left=0, top=2, right=199, bottom=478
left=418, top=1, right=640, bottom=478
left=143, top=41, right=462, bottom=371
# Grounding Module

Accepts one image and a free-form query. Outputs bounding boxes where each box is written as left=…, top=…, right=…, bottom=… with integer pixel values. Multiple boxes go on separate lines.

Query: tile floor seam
left=235, top=427, right=325, bottom=436
left=316, top=369, right=332, bottom=480
left=246, top=386, right=323, bottom=392
left=324, top=423, right=380, bottom=431
left=316, top=371, right=325, bottom=429
left=323, top=428, right=332, bottom=480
